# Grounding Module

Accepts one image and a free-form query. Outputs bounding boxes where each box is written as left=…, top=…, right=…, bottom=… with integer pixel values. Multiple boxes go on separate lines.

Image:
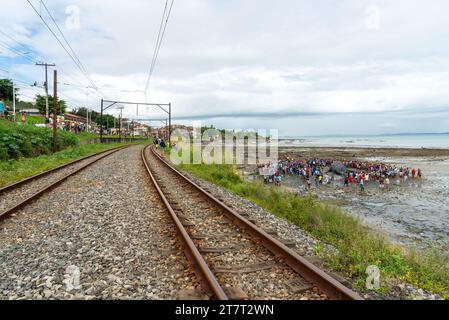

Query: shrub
left=0, top=120, right=79, bottom=159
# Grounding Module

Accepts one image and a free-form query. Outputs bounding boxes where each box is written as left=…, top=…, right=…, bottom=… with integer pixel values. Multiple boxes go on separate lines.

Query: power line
left=144, top=0, right=175, bottom=93
left=144, top=0, right=168, bottom=92
left=14, top=78, right=41, bottom=88
left=0, top=40, right=36, bottom=64
left=0, top=30, right=40, bottom=63
left=60, top=81, right=150, bottom=95
left=0, top=28, right=90, bottom=92
left=17, top=92, right=38, bottom=100
left=26, top=0, right=102, bottom=96
left=0, top=69, right=41, bottom=88
left=0, top=30, right=30, bottom=50
left=39, top=0, right=98, bottom=91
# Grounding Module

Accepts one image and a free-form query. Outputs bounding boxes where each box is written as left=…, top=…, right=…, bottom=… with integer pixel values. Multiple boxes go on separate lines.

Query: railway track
left=142, top=145, right=363, bottom=300
left=0, top=146, right=128, bottom=223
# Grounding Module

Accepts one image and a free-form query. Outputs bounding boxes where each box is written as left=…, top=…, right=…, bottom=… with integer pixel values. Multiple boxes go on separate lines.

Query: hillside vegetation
left=0, top=119, right=78, bottom=160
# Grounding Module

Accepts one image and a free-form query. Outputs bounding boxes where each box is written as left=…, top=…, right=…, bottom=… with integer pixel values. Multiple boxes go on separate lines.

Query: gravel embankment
left=0, top=149, right=117, bottom=213
left=0, top=145, right=201, bottom=300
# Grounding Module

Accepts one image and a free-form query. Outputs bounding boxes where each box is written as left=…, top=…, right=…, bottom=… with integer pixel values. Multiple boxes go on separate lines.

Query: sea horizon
left=278, top=132, right=449, bottom=149
left=280, top=132, right=449, bottom=139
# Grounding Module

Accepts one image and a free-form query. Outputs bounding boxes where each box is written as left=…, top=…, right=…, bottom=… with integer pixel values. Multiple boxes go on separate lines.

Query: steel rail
left=0, top=146, right=129, bottom=223
left=0, top=145, right=128, bottom=196
left=141, top=145, right=229, bottom=300
left=150, top=146, right=364, bottom=301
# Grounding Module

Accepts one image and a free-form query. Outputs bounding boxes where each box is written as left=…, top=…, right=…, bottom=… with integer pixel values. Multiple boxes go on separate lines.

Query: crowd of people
left=153, top=137, right=167, bottom=149
left=260, top=157, right=422, bottom=193
left=62, top=121, right=86, bottom=133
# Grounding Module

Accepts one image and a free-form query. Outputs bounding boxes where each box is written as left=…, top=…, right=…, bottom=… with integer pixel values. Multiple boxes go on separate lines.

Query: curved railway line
left=0, top=144, right=363, bottom=300
left=0, top=146, right=128, bottom=222
left=142, top=145, right=363, bottom=300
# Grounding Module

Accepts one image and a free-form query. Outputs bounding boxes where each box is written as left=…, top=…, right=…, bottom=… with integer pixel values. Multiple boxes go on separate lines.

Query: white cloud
left=1, top=0, right=449, bottom=134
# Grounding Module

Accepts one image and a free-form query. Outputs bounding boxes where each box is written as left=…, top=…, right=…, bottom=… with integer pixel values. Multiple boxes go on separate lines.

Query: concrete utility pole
left=53, top=70, right=58, bottom=152
left=36, top=62, right=56, bottom=122
left=12, top=80, right=16, bottom=122
left=119, top=108, right=123, bottom=143
left=12, top=51, right=30, bottom=122
left=85, top=92, right=89, bottom=132
left=86, top=107, right=89, bottom=132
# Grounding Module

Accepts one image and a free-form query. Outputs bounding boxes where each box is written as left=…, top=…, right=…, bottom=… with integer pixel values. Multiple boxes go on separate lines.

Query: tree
left=36, top=94, right=66, bottom=116
left=0, top=78, right=18, bottom=102
left=96, top=114, right=117, bottom=129
left=73, top=107, right=88, bottom=118
left=15, top=100, right=35, bottom=110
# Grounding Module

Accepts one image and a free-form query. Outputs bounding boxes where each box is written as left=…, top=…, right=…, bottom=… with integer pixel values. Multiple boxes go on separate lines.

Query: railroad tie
left=214, top=261, right=277, bottom=274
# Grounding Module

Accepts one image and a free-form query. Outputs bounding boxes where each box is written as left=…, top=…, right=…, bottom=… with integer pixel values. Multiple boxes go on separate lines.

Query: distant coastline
left=281, top=132, right=449, bottom=139
left=278, top=133, right=449, bottom=149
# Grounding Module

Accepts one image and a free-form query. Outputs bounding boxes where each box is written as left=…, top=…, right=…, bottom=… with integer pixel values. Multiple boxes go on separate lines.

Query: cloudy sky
left=1, top=0, right=449, bottom=136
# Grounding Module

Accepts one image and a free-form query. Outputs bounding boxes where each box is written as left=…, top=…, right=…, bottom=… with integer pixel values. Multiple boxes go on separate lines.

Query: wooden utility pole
left=53, top=70, right=58, bottom=152
left=36, top=62, right=56, bottom=123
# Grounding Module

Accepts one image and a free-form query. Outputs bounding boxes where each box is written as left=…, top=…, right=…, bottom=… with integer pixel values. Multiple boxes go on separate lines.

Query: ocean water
left=280, top=133, right=449, bottom=149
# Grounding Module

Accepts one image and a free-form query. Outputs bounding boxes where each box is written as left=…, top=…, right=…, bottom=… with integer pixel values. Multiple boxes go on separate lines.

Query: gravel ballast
left=0, top=145, right=199, bottom=300
left=0, top=148, right=119, bottom=213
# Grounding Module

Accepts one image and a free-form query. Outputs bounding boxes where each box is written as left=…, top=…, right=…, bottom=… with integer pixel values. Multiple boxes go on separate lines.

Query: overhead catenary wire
left=25, top=0, right=103, bottom=97
left=0, top=28, right=100, bottom=109
left=0, top=28, right=91, bottom=94
left=39, top=0, right=98, bottom=91
left=144, top=0, right=175, bottom=93
left=144, top=0, right=168, bottom=92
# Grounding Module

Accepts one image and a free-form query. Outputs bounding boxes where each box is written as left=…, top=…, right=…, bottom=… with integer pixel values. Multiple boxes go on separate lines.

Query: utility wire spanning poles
left=36, top=62, right=56, bottom=121
left=144, top=0, right=175, bottom=94
left=100, top=99, right=171, bottom=145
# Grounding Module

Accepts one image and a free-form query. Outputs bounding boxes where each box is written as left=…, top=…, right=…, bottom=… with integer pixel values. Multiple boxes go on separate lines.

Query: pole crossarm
left=103, top=101, right=117, bottom=111
left=99, top=99, right=172, bottom=145
left=130, top=118, right=167, bottom=122
left=102, top=100, right=169, bottom=107
left=36, top=62, right=56, bottom=121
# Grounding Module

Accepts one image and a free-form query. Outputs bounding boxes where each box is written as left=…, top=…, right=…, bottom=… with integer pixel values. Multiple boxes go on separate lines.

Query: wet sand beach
left=243, top=146, right=449, bottom=252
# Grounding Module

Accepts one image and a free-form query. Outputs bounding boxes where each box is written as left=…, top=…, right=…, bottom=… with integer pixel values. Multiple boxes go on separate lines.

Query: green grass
left=77, top=131, right=99, bottom=142
left=100, top=135, right=151, bottom=140
left=178, top=162, right=449, bottom=298
left=0, top=142, right=141, bottom=187
left=24, top=115, right=45, bottom=125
